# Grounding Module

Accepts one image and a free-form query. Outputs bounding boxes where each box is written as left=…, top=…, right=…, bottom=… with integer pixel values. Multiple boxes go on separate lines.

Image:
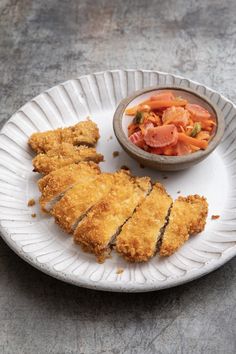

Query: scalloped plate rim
left=0, top=69, right=235, bottom=292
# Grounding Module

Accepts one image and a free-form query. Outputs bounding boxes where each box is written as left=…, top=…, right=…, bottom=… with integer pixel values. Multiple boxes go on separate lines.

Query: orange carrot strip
left=128, top=123, right=139, bottom=137
left=125, top=104, right=152, bottom=115
left=196, top=131, right=210, bottom=140
left=150, top=91, right=176, bottom=101
left=144, top=99, right=188, bottom=109
left=205, top=119, right=216, bottom=125
left=200, top=122, right=216, bottom=132
left=125, top=106, right=139, bottom=115
left=190, top=144, right=200, bottom=152
left=178, top=133, right=208, bottom=149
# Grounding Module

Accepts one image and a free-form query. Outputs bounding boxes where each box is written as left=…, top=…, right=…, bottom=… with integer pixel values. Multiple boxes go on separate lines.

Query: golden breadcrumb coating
left=159, top=195, right=208, bottom=256
left=32, top=143, right=103, bottom=174
left=52, top=173, right=116, bottom=233
left=116, top=183, right=172, bottom=262
left=38, top=162, right=100, bottom=212
left=28, top=121, right=100, bottom=153
left=74, top=174, right=151, bottom=262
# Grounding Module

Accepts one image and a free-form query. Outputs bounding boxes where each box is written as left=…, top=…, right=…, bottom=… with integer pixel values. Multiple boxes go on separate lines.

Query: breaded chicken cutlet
left=52, top=172, right=118, bottom=233
left=74, top=173, right=151, bottom=262
left=159, top=195, right=208, bottom=256
left=38, top=162, right=100, bottom=212
left=32, top=143, right=103, bottom=174
left=28, top=121, right=99, bottom=153
left=116, top=183, right=172, bottom=262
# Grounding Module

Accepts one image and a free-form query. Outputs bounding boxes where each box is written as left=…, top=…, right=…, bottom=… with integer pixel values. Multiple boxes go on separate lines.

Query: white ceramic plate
left=0, top=70, right=235, bottom=292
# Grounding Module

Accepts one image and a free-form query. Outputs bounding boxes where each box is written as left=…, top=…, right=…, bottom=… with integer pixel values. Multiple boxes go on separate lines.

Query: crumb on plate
left=28, top=198, right=36, bottom=207
left=211, top=215, right=220, bottom=220
left=113, top=151, right=119, bottom=158
left=120, top=165, right=130, bottom=171
left=177, top=190, right=181, bottom=194
left=116, top=268, right=124, bottom=275
left=31, top=213, right=36, bottom=218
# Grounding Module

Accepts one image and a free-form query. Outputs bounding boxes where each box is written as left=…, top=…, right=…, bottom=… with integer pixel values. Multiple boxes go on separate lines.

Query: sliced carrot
left=144, top=124, right=178, bottom=148
left=200, top=119, right=216, bottom=130
left=185, top=104, right=211, bottom=121
left=205, top=119, right=216, bottom=126
left=125, top=104, right=152, bottom=115
left=196, top=131, right=210, bottom=140
left=190, top=144, right=200, bottom=152
left=150, top=91, right=175, bottom=101
left=125, top=106, right=140, bottom=115
left=178, top=133, right=208, bottom=149
left=144, top=99, right=187, bottom=110
left=162, top=106, right=190, bottom=127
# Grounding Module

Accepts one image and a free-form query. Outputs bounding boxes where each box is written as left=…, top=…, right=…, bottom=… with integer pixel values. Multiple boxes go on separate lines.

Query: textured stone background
left=0, top=1, right=236, bottom=353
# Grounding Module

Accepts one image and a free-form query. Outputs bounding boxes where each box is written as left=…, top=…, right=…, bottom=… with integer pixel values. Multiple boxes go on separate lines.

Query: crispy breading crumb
left=113, top=151, right=119, bottom=158
left=211, top=215, right=220, bottom=220
left=116, top=268, right=124, bottom=275
left=31, top=213, right=36, bottom=218
left=107, top=135, right=113, bottom=142
left=120, top=165, right=130, bottom=171
left=28, top=199, right=36, bottom=207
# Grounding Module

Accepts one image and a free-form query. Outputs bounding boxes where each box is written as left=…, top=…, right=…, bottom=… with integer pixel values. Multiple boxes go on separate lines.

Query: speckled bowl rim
left=113, top=85, right=225, bottom=166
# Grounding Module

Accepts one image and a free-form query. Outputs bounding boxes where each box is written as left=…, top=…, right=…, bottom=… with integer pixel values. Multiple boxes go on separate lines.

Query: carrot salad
left=125, top=91, right=216, bottom=156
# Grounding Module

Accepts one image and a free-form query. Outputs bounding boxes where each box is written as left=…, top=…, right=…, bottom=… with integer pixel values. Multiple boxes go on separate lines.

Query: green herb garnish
left=190, top=122, right=201, bottom=137
left=133, top=111, right=144, bottom=124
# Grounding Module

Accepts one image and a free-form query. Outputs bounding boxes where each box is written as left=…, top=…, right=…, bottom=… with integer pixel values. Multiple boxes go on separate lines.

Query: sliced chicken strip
left=116, top=182, right=172, bottom=262
left=28, top=120, right=100, bottom=153
left=159, top=195, right=208, bottom=256
left=74, top=174, right=151, bottom=262
left=52, top=172, right=117, bottom=233
left=32, top=143, right=103, bottom=174
left=38, top=162, right=100, bottom=212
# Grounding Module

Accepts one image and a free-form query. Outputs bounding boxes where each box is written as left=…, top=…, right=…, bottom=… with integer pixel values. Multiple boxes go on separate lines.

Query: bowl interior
left=122, top=88, right=217, bottom=138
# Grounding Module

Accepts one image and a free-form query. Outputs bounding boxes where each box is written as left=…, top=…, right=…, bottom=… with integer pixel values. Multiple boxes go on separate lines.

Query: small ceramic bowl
left=113, top=85, right=225, bottom=171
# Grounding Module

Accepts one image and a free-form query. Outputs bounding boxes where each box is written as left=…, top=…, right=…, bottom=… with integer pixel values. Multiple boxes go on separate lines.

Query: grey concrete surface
left=0, top=0, right=236, bottom=353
